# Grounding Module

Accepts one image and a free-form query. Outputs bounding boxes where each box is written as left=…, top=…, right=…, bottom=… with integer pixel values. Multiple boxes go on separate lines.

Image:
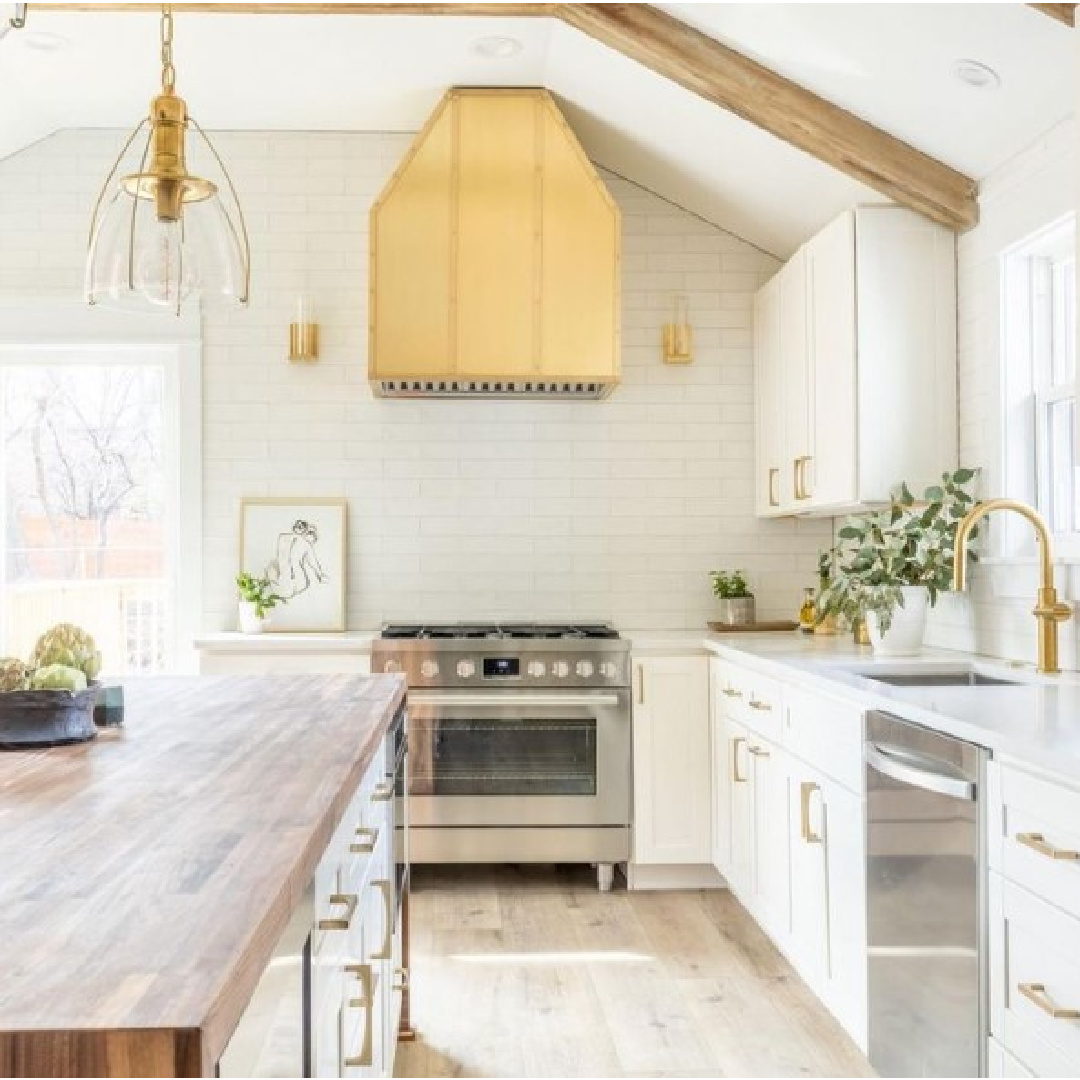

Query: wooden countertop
left=0, top=674, right=405, bottom=1078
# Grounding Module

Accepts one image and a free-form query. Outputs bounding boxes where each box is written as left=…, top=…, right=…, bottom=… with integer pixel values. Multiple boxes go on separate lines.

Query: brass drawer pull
left=748, top=745, right=770, bottom=759
left=731, top=736, right=747, bottom=784
left=350, top=825, right=379, bottom=855
left=748, top=699, right=772, bottom=712
left=318, top=892, right=358, bottom=931
left=722, top=685, right=743, bottom=699
left=394, top=966, right=410, bottom=992
left=1018, top=982, right=1080, bottom=1020
left=1016, top=831, right=1080, bottom=861
left=344, top=963, right=376, bottom=1068
left=800, top=781, right=823, bottom=844
left=768, top=467, right=779, bottom=508
left=372, top=878, right=394, bottom=960
left=371, top=780, right=394, bottom=803
left=636, top=664, right=645, bottom=705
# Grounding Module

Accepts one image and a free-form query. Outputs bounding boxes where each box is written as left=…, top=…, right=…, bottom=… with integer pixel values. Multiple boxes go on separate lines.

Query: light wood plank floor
left=395, top=865, right=875, bottom=1079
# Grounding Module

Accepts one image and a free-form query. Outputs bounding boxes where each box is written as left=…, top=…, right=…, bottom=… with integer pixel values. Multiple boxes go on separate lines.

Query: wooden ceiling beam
left=558, top=4, right=977, bottom=231
left=1029, top=4, right=1076, bottom=27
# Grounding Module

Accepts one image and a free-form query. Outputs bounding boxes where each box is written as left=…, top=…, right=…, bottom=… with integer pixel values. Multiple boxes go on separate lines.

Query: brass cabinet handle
left=800, top=455, right=813, bottom=500
left=793, top=456, right=813, bottom=501
left=394, top=966, right=410, bottom=992
left=1018, top=982, right=1080, bottom=1020
left=731, top=736, right=747, bottom=783
left=768, top=467, right=780, bottom=508
left=748, top=698, right=772, bottom=712
left=748, top=745, right=770, bottom=758
left=722, top=685, right=743, bottom=699
left=372, top=779, right=394, bottom=803
left=636, top=664, right=645, bottom=706
left=318, top=892, right=358, bottom=931
left=800, top=781, right=823, bottom=844
left=350, top=825, right=379, bottom=855
left=1016, top=831, right=1080, bottom=861
left=372, top=878, right=394, bottom=960
left=793, top=458, right=803, bottom=500
left=343, top=963, right=376, bottom=1068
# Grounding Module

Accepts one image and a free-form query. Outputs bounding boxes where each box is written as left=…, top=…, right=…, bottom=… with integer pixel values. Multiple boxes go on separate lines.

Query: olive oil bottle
left=798, top=587, right=816, bottom=633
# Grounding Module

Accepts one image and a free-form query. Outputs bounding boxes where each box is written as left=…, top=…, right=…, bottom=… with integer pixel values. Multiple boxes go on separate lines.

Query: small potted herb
left=710, top=569, right=755, bottom=627
left=236, top=571, right=285, bottom=634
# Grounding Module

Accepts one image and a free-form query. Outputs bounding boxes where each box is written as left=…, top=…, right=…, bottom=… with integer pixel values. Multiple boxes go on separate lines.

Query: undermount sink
left=860, top=670, right=1023, bottom=688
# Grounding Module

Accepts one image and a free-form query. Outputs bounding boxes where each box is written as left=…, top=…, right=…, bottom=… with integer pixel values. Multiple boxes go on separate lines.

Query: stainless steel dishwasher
left=865, top=711, right=988, bottom=1078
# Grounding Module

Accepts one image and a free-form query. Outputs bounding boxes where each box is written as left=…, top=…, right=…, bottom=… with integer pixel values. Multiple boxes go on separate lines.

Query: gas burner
left=380, top=622, right=620, bottom=641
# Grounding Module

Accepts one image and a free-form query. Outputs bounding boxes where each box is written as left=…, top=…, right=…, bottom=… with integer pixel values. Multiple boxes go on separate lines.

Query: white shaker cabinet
left=632, top=655, right=712, bottom=867
left=753, top=205, right=957, bottom=517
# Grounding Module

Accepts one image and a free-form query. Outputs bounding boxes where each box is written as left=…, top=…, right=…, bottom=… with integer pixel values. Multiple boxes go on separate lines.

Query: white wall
left=924, top=115, right=1080, bottom=667
left=0, top=128, right=828, bottom=632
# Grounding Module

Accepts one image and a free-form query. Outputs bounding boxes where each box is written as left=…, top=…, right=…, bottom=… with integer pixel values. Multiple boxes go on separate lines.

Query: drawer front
left=991, top=874, right=1080, bottom=1077
left=783, top=685, right=864, bottom=793
left=990, top=762, right=1080, bottom=920
left=714, top=660, right=782, bottom=742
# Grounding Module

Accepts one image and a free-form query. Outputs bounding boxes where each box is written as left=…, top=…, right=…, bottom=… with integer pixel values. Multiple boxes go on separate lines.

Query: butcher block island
left=0, top=674, right=410, bottom=1079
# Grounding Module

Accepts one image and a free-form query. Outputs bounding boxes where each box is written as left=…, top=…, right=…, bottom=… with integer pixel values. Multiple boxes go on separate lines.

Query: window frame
left=0, top=302, right=202, bottom=674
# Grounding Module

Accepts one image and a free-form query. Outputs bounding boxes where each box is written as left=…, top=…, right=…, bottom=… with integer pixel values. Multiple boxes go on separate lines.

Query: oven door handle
left=407, top=692, right=623, bottom=709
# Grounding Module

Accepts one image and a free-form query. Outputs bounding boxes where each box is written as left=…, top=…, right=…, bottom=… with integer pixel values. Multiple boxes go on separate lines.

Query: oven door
left=406, top=688, right=630, bottom=828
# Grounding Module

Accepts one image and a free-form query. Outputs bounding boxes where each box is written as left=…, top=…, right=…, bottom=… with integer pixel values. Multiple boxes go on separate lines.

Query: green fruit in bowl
left=0, top=658, right=29, bottom=692
left=30, top=623, right=101, bottom=681
left=30, top=664, right=88, bottom=693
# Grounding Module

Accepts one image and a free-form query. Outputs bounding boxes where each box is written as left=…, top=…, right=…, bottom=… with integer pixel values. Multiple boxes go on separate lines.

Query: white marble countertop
left=194, top=630, right=379, bottom=653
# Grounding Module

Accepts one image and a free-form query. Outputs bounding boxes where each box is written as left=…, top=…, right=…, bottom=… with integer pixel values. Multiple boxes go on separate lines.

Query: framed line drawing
left=239, top=497, right=347, bottom=632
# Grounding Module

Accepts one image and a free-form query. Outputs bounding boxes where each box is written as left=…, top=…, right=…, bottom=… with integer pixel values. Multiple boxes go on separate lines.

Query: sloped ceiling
left=0, top=4, right=1072, bottom=256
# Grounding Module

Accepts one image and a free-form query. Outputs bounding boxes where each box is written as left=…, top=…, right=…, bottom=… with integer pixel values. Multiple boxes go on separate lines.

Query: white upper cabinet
left=754, top=206, right=957, bottom=517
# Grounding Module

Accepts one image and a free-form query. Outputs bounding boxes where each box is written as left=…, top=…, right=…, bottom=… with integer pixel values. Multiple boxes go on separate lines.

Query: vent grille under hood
left=376, top=380, right=613, bottom=399
left=369, top=89, right=621, bottom=400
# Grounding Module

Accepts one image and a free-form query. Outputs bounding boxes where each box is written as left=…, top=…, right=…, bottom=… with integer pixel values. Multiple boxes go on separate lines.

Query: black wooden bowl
left=0, top=683, right=99, bottom=749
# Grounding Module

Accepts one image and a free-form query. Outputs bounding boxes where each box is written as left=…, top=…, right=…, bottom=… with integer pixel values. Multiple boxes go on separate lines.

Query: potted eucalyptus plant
left=710, top=569, right=755, bottom=627
left=236, top=571, right=285, bottom=634
left=817, top=469, right=979, bottom=656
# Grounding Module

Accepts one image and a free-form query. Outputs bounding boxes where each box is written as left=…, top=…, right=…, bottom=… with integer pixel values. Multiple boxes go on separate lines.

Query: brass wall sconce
left=289, top=294, right=319, bottom=362
left=662, top=295, right=693, bottom=365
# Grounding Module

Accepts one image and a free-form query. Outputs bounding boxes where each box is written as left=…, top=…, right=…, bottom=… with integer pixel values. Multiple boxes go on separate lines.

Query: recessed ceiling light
left=21, top=31, right=70, bottom=52
left=472, top=35, right=523, bottom=60
left=952, top=59, right=1001, bottom=90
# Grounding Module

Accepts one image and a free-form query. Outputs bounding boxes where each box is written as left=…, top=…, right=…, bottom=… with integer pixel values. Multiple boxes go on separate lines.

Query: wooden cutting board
left=707, top=620, right=799, bottom=633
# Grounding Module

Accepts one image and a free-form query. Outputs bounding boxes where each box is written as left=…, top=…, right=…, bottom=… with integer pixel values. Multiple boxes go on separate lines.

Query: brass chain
left=160, top=4, right=175, bottom=93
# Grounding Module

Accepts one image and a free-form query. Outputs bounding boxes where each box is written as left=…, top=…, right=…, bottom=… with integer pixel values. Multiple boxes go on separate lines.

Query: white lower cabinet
left=632, top=654, right=712, bottom=867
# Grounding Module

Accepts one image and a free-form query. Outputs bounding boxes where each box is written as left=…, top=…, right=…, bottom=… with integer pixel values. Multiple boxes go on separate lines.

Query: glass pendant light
left=85, top=5, right=250, bottom=315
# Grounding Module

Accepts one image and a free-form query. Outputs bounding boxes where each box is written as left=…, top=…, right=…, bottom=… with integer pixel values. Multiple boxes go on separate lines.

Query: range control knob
left=383, top=658, right=401, bottom=674
left=552, top=660, right=570, bottom=679
left=456, top=659, right=476, bottom=679
left=526, top=660, right=546, bottom=678
left=575, top=660, right=595, bottom=679
left=599, top=661, right=617, bottom=680
left=420, top=660, right=439, bottom=679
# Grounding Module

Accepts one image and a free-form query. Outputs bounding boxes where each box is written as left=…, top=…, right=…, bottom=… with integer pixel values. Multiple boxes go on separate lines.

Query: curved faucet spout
left=952, top=498, right=1070, bottom=674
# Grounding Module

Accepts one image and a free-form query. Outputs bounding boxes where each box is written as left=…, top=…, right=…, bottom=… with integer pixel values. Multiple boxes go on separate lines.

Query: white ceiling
left=0, top=4, right=1073, bottom=256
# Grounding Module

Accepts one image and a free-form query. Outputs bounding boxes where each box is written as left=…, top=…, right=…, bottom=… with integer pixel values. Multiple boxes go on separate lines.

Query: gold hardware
left=748, top=745, right=770, bottom=759
left=748, top=698, right=772, bottom=712
left=372, top=780, right=394, bottom=803
left=953, top=499, right=1071, bottom=674
left=344, top=963, right=376, bottom=1068
left=1016, top=831, right=1080, bottom=861
left=394, top=966, right=410, bottom=992
left=372, top=878, right=394, bottom=960
left=662, top=295, right=694, bottom=364
left=1018, top=982, right=1080, bottom=1020
left=350, top=825, right=379, bottom=855
left=800, top=781, right=822, bottom=844
left=793, top=458, right=803, bottom=501
left=636, top=664, right=645, bottom=705
left=318, top=892, right=358, bottom=931
left=731, top=737, right=747, bottom=783
left=794, top=456, right=813, bottom=501
left=768, top=467, right=780, bottom=508
left=722, top=685, right=743, bottom=699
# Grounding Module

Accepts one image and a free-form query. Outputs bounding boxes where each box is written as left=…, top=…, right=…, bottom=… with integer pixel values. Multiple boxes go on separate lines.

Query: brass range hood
left=369, top=88, right=622, bottom=399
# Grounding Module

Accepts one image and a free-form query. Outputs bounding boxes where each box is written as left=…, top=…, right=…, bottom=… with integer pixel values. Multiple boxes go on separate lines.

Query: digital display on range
left=483, top=657, right=520, bottom=679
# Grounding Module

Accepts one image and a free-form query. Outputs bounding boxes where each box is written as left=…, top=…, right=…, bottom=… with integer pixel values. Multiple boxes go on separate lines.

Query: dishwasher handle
left=865, top=742, right=976, bottom=801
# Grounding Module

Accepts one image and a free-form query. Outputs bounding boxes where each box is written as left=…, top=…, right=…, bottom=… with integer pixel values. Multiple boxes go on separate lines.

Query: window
left=1001, top=214, right=1077, bottom=553
left=0, top=305, right=201, bottom=674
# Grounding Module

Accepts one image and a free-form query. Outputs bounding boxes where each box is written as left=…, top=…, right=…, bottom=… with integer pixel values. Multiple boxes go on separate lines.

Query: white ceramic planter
left=866, top=586, right=929, bottom=657
left=238, top=601, right=266, bottom=635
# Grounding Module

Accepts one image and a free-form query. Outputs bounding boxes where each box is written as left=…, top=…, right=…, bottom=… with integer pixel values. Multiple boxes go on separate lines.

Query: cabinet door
left=804, top=210, right=857, bottom=510
left=749, top=739, right=790, bottom=946
left=710, top=660, right=733, bottom=875
left=753, top=274, right=784, bottom=517
left=723, top=715, right=752, bottom=897
left=787, top=760, right=828, bottom=987
left=632, top=656, right=712, bottom=865
left=779, top=249, right=810, bottom=512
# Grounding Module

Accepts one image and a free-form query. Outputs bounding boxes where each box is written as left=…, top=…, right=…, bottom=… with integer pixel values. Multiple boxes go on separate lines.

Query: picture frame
left=238, top=497, right=347, bottom=632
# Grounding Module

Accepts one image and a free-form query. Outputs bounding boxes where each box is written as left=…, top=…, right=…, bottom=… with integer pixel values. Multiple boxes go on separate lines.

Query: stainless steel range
left=372, top=623, right=631, bottom=891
